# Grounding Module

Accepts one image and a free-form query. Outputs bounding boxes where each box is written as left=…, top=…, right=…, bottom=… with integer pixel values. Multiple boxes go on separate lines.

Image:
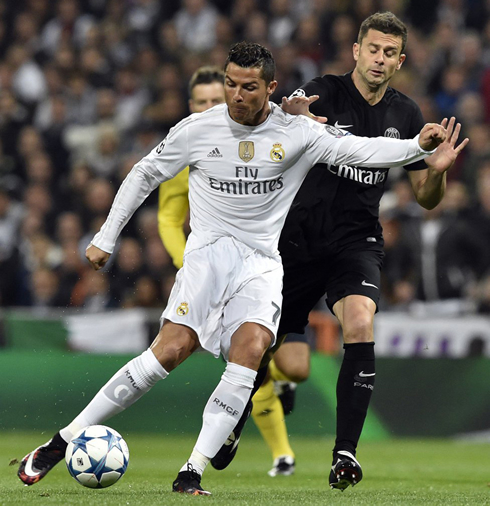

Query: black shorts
left=278, top=242, right=384, bottom=336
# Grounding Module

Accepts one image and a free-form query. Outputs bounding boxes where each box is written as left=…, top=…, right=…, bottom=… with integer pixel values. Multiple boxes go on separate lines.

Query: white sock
left=179, top=449, right=209, bottom=476
left=60, top=349, right=167, bottom=442
left=193, top=362, right=256, bottom=460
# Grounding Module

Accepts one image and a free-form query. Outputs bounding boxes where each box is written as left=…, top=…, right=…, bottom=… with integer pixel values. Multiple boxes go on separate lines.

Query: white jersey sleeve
left=91, top=116, right=192, bottom=253
left=302, top=118, right=433, bottom=168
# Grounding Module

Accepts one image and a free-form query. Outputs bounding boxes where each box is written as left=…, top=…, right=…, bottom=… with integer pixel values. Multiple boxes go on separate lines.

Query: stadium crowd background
left=0, top=0, right=490, bottom=320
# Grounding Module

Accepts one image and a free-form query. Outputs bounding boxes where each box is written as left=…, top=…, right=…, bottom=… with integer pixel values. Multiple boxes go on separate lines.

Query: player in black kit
left=276, top=11, right=468, bottom=490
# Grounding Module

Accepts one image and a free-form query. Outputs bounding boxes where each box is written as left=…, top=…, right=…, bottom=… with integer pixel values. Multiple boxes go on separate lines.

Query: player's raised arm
left=307, top=119, right=448, bottom=170
left=409, top=116, right=469, bottom=210
left=89, top=120, right=191, bottom=256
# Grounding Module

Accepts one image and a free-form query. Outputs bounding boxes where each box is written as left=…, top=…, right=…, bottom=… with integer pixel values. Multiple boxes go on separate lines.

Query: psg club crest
left=239, top=141, right=254, bottom=162
left=384, top=127, right=400, bottom=138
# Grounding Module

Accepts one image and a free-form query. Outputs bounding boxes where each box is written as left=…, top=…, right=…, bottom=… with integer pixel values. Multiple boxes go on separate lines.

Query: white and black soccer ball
left=65, top=425, right=129, bottom=489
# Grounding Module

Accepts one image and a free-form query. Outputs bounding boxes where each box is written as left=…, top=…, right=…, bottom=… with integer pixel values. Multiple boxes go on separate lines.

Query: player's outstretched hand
left=418, top=122, right=448, bottom=151
left=281, top=95, right=328, bottom=123
left=425, top=117, right=469, bottom=174
left=86, top=244, right=111, bottom=270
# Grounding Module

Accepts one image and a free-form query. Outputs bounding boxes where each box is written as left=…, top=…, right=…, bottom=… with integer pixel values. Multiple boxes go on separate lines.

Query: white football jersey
left=92, top=103, right=431, bottom=257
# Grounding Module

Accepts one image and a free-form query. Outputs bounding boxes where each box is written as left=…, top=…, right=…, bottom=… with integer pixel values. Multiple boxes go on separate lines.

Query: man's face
left=353, top=29, right=405, bottom=88
left=224, top=62, right=277, bottom=126
left=189, top=82, right=225, bottom=113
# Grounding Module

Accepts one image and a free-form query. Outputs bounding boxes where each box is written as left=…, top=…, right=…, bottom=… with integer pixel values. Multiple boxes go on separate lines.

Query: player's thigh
left=278, top=257, right=329, bottom=336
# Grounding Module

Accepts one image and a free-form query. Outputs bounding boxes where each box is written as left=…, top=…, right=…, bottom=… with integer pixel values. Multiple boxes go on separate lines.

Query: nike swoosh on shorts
left=361, top=280, right=378, bottom=289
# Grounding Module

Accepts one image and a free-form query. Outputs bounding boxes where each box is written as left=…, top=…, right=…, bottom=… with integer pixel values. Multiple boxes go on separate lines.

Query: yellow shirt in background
left=157, top=167, right=189, bottom=269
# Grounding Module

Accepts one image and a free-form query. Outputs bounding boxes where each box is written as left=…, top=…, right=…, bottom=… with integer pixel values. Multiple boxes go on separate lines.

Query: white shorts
left=161, top=236, right=283, bottom=360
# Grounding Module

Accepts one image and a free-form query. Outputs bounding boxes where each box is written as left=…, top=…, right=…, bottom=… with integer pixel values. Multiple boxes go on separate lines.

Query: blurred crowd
left=0, top=0, right=490, bottom=315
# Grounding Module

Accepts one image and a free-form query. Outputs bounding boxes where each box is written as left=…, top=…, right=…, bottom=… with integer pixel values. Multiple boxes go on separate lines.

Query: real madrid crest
left=239, top=141, right=255, bottom=162
left=176, top=302, right=189, bottom=316
left=270, top=143, right=285, bottom=162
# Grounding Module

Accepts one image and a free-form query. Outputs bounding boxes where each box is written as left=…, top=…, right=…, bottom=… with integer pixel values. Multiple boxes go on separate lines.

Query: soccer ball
left=65, top=425, right=129, bottom=488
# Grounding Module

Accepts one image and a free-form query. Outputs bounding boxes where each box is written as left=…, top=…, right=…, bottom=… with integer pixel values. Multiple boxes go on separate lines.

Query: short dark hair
left=224, top=42, right=275, bottom=84
left=188, top=66, right=225, bottom=96
left=358, top=12, right=408, bottom=54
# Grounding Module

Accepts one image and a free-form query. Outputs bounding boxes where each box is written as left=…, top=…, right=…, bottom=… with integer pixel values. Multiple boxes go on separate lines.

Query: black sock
left=333, top=342, right=375, bottom=457
left=52, top=431, right=69, bottom=450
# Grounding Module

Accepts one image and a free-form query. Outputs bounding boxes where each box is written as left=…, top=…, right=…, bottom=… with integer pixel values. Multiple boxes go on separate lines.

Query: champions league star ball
left=65, top=425, right=129, bottom=488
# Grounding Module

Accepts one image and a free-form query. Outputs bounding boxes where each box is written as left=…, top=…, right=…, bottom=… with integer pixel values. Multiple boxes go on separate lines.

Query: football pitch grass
left=1, top=432, right=490, bottom=505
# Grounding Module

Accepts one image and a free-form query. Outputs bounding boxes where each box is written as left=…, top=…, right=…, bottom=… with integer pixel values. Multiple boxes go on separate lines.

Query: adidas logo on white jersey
left=207, top=148, right=223, bottom=158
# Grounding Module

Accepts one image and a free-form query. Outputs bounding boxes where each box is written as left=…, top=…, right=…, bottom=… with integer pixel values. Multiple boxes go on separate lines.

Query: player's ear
left=267, top=80, right=278, bottom=97
left=353, top=42, right=360, bottom=62
left=396, top=54, right=406, bottom=71
left=188, top=99, right=194, bottom=112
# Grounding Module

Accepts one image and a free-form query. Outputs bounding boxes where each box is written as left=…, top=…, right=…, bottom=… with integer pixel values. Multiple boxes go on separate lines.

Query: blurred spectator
left=402, top=182, right=487, bottom=303
left=12, top=11, right=41, bottom=55
left=434, top=66, right=469, bottom=119
left=79, top=46, right=112, bottom=88
left=110, top=237, right=147, bottom=306
left=29, top=267, right=67, bottom=308
left=379, top=212, right=417, bottom=310
left=269, top=0, right=296, bottom=48
left=71, top=269, right=117, bottom=311
left=0, top=187, right=23, bottom=305
left=56, top=239, right=89, bottom=305
left=123, top=275, right=162, bottom=308
left=40, top=0, right=95, bottom=57
left=64, top=88, right=118, bottom=161
left=64, top=71, right=97, bottom=125
left=81, top=178, right=115, bottom=228
left=6, top=44, right=47, bottom=104
left=55, top=211, right=85, bottom=248
left=174, top=0, right=218, bottom=52
left=460, top=124, right=490, bottom=195
left=0, top=90, right=30, bottom=160
left=85, top=126, right=121, bottom=179
left=114, top=67, right=150, bottom=132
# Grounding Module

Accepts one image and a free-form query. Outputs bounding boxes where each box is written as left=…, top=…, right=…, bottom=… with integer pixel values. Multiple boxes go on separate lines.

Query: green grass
left=1, top=431, right=490, bottom=505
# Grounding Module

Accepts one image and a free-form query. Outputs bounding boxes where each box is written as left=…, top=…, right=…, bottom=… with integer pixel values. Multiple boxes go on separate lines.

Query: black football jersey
left=279, top=72, right=425, bottom=261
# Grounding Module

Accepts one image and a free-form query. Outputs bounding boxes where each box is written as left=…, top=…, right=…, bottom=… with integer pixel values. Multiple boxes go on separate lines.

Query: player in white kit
left=18, top=42, right=448, bottom=495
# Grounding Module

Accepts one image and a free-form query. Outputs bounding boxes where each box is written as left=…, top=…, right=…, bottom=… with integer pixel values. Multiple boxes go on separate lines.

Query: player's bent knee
left=151, top=324, right=199, bottom=371
left=229, top=323, right=273, bottom=370
left=342, top=317, right=374, bottom=343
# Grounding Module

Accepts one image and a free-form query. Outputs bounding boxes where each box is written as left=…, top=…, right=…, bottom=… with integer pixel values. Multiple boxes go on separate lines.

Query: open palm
left=425, top=117, right=469, bottom=173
